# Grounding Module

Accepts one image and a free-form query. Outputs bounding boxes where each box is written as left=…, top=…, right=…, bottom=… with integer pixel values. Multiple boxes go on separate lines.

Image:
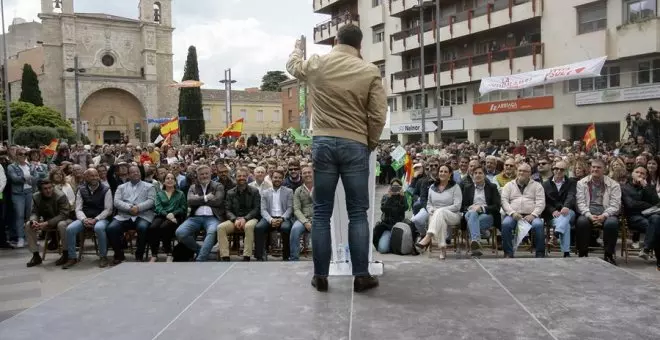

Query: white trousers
left=427, top=208, right=461, bottom=247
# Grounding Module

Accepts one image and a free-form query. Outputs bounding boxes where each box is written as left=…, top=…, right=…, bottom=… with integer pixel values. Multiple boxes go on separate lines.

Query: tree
left=178, top=46, right=204, bottom=140
left=19, top=64, right=43, bottom=106
left=13, top=105, right=72, bottom=130
left=14, top=126, right=58, bottom=148
left=150, top=125, right=161, bottom=142
left=260, top=71, right=289, bottom=92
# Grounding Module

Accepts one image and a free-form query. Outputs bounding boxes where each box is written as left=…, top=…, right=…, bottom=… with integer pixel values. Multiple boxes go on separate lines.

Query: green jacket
left=293, top=184, right=313, bottom=224
left=154, top=189, right=188, bottom=217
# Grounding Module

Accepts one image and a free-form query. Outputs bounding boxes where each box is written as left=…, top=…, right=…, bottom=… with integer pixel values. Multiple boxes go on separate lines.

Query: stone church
left=37, top=0, right=177, bottom=144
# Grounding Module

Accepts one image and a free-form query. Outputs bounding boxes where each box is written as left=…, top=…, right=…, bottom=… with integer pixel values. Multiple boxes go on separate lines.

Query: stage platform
left=0, top=258, right=658, bottom=340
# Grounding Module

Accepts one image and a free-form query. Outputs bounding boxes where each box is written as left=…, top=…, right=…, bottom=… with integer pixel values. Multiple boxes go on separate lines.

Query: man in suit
left=175, top=165, right=225, bottom=262
left=254, top=169, right=293, bottom=261
left=106, top=165, right=156, bottom=264
left=24, top=179, right=72, bottom=267
left=461, top=166, right=501, bottom=257
left=542, top=161, right=577, bottom=258
left=217, top=167, right=260, bottom=262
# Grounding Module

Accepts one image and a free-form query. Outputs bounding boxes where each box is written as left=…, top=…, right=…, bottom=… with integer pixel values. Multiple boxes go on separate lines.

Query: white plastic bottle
left=344, top=244, right=350, bottom=263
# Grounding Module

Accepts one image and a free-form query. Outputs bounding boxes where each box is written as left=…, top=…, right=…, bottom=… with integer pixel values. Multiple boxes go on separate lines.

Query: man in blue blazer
left=255, top=170, right=293, bottom=261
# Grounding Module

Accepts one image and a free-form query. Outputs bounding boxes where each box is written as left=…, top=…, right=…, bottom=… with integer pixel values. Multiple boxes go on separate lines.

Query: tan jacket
left=286, top=44, right=387, bottom=150
left=501, top=179, right=545, bottom=217
left=576, top=175, right=621, bottom=218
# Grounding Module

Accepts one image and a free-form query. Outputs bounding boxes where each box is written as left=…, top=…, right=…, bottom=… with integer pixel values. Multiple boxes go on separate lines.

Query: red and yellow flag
left=43, top=139, right=59, bottom=156
left=583, top=123, right=596, bottom=151
left=160, top=117, right=180, bottom=136
left=403, top=153, right=413, bottom=184
left=163, top=134, right=172, bottom=146
left=220, top=118, right=244, bottom=138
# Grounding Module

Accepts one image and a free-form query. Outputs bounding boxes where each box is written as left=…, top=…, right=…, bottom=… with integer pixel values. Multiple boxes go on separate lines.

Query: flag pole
left=593, top=122, right=599, bottom=154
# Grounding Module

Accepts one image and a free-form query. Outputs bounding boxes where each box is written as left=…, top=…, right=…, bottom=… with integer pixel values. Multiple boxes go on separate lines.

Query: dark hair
left=272, top=169, right=285, bottom=178
left=337, top=24, right=362, bottom=49
left=390, top=178, right=402, bottom=186
left=472, top=165, right=485, bottom=174
left=37, top=179, right=52, bottom=190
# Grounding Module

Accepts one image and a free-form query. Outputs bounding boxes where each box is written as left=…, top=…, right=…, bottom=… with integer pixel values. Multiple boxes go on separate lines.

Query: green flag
left=375, top=163, right=381, bottom=177
left=391, top=159, right=403, bottom=171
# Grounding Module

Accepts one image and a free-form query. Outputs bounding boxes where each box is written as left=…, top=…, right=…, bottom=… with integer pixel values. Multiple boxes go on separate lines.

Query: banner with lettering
left=479, top=56, right=607, bottom=95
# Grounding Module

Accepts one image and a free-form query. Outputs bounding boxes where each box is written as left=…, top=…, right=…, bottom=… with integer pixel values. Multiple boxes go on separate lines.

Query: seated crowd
left=376, top=153, right=660, bottom=269
left=3, top=136, right=660, bottom=272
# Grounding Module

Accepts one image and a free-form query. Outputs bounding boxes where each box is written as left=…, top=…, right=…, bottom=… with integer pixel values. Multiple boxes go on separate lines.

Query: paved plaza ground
left=1, top=185, right=659, bottom=324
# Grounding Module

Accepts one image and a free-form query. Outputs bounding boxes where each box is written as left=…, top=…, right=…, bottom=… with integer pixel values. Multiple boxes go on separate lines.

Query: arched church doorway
left=80, top=88, right=145, bottom=145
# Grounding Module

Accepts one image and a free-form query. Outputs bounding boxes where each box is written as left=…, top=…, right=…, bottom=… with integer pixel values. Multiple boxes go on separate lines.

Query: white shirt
left=553, top=177, right=564, bottom=192
left=195, top=183, right=213, bottom=216
left=19, top=163, right=31, bottom=189
left=271, top=187, right=283, bottom=217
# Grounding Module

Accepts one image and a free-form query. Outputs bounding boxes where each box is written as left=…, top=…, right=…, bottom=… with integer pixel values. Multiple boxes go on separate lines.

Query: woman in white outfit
left=415, top=164, right=462, bottom=259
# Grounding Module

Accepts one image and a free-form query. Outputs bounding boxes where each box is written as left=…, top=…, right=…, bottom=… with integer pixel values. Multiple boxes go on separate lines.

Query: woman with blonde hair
left=415, top=164, right=462, bottom=259
left=49, top=167, right=75, bottom=206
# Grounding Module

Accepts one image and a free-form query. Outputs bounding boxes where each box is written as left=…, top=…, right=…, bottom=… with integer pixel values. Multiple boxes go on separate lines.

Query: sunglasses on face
left=505, top=164, right=515, bottom=167
left=539, top=162, right=548, bottom=165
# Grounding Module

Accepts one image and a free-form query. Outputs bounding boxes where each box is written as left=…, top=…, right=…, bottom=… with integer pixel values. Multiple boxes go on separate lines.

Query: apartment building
left=312, top=0, right=660, bottom=143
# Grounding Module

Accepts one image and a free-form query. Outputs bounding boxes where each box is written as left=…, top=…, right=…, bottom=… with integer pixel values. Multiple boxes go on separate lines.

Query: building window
left=636, top=59, right=660, bottom=85
left=568, top=66, right=620, bottom=92
left=272, top=110, right=280, bottom=122
left=441, top=87, right=468, bottom=106
left=577, top=1, right=607, bottom=34
left=372, top=0, right=382, bottom=7
left=287, top=88, right=292, bottom=98
left=625, top=0, right=656, bottom=24
left=256, top=110, right=264, bottom=122
left=202, top=107, right=211, bottom=121
left=374, top=61, right=385, bottom=78
left=288, top=110, right=295, bottom=122
left=240, top=109, right=247, bottom=120
left=372, top=24, right=384, bottom=43
left=406, top=93, right=428, bottom=109
left=387, top=97, right=398, bottom=112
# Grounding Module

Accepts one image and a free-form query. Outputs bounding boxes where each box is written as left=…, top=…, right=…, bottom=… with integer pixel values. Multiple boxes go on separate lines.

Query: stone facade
left=37, top=0, right=177, bottom=144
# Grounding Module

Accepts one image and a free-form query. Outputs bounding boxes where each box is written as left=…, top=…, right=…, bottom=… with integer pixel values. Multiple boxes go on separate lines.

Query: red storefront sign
left=473, top=96, right=554, bottom=115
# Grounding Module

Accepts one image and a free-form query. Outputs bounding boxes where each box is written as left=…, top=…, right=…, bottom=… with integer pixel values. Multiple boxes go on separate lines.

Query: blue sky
left=5, top=0, right=331, bottom=89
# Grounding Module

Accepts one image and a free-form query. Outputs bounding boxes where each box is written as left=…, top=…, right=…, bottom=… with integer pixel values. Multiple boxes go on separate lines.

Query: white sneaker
left=16, top=238, right=25, bottom=248
left=632, top=242, right=640, bottom=250
left=166, top=255, right=174, bottom=263
left=638, top=249, right=650, bottom=261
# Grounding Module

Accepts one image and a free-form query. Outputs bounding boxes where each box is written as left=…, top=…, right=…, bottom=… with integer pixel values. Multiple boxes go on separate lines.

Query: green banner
left=391, top=159, right=403, bottom=171
left=298, top=85, right=306, bottom=111
left=375, top=163, right=381, bottom=177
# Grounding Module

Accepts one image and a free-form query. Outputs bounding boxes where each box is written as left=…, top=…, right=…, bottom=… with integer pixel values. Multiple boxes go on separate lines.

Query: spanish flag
left=583, top=123, right=596, bottom=151
left=163, top=134, right=172, bottom=146
left=43, top=138, right=59, bottom=156
left=160, top=117, right=180, bottom=136
left=220, top=118, right=244, bottom=138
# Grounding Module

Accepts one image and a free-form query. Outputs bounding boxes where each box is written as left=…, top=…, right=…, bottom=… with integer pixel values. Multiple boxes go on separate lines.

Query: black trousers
left=575, top=215, right=619, bottom=257
left=147, top=215, right=183, bottom=256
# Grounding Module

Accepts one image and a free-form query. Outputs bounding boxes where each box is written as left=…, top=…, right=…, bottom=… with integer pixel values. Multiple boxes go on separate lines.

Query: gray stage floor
left=0, top=258, right=658, bottom=340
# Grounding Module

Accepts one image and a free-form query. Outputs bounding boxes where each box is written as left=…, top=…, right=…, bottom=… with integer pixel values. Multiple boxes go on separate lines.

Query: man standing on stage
left=286, top=24, right=387, bottom=292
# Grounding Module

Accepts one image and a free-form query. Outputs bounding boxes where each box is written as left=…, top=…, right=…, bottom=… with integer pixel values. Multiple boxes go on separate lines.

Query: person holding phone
left=373, top=179, right=408, bottom=254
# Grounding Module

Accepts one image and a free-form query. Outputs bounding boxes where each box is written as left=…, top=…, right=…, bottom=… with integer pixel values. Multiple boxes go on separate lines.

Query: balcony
left=389, top=0, right=432, bottom=17
left=390, top=0, right=540, bottom=55
left=313, top=0, right=349, bottom=15
left=390, top=43, right=543, bottom=94
left=313, top=13, right=359, bottom=45
left=612, top=17, right=660, bottom=60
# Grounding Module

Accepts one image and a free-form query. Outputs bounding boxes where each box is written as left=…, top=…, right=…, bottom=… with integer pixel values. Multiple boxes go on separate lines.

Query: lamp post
left=418, top=0, right=426, bottom=143
left=434, top=0, right=442, bottom=143
left=66, top=56, right=86, bottom=142
left=219, top=68, right=237, bottom=125
left=1, top=0, right=11, bottom=143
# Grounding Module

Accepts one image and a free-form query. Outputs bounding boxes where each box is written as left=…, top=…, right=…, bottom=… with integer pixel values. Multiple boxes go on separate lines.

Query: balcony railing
left=390, top=0, right=533, bottom=42
left=313, top=12, right=360, bottom=34
left=391, top=42, right=543, bottom=82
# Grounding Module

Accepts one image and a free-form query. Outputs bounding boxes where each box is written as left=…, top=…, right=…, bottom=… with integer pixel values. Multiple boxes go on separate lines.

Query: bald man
left=501, top=163, right=546, bottom=258
left=63, top=169, right=114, bottom=268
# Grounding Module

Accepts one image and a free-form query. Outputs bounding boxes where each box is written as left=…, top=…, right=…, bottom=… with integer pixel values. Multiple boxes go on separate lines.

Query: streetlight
left=414, top=0, right=434, bottom=143
left=66, top=56, right=86, bottom=142
left=1, top=0, right=11, bottom=143
left=219, top=68, right=236, bottom=125
left=434, top=0, right=441, bottom=143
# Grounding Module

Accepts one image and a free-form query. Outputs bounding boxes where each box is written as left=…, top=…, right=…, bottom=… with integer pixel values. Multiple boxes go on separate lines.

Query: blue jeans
left=464, top=211, right=494, bottom=242
left=289, top=220, right=310, bottom=261
left=255, top=218, right=292, bottom=260
left=627, top=214, right=660, bottom=251
left=552, top=210, right=575, bottom=253
left=66, top=219, right=109, bottom=259
left=107, top=217, right=150, bottom=260
left=312, top=136, right=370, bottom=277
left=11, top=190, right=32, bottom=241
left=175, top=216, right=219, bottom=262
left=411, top=208, right=429, bottom=235
left=376, top=230, right=391, bottom=254
left=502, top=215, right=545, bottom=257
